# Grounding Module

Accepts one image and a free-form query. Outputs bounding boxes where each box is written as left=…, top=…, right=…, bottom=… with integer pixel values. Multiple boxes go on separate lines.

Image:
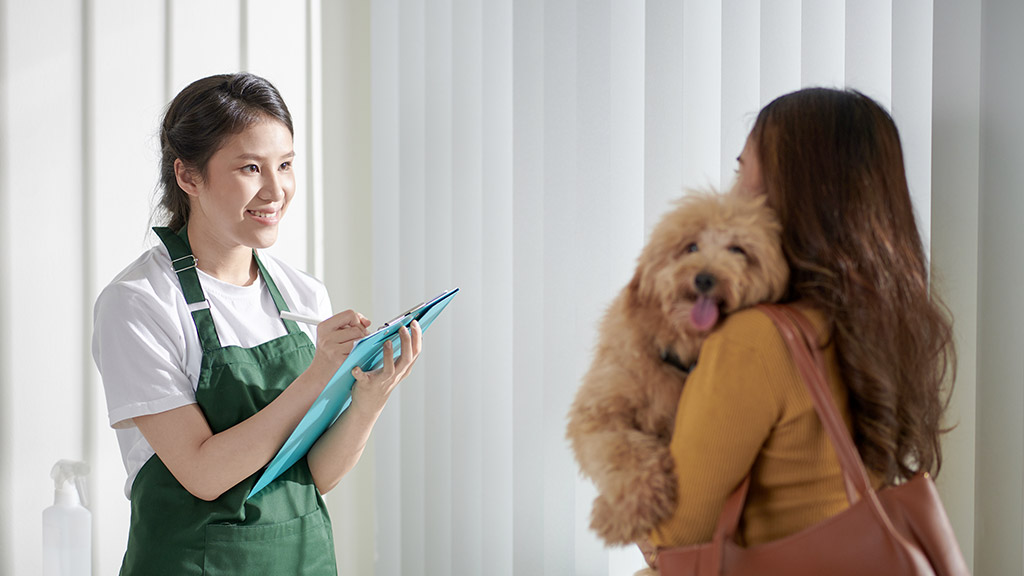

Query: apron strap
left=253, top=251, right=301, bottom=335
left=153, top=227, right=303, bottom=344
left=153, top=226, right=222, bottom=350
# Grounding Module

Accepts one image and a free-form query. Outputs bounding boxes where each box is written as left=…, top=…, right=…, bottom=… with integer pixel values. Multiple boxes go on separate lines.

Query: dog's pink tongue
left=691, top=296, right=720, bottom=332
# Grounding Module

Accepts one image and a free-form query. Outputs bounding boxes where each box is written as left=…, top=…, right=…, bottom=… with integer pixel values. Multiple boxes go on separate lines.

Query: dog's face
left=630, top=191, right=789, bottom=338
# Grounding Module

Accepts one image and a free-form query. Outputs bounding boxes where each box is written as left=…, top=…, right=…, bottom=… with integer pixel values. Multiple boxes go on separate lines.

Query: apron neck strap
left=253, top=250, right=301, bottom=334
left=153, top=226, right=222, bottom=350
left=153, top=226, right=302, bottom=345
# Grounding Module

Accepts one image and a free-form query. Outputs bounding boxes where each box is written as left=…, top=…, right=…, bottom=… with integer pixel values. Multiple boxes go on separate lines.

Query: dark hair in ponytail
left=158, top=73, right=293, bottom=230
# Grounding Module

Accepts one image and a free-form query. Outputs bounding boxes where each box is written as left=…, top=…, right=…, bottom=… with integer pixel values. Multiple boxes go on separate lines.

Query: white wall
left=1, top=1, right=1020, bottom=575
left=3, top=2, right=91, bottom=576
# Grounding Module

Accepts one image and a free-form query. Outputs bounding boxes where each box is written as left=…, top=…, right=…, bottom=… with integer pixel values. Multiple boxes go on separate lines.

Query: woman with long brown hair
left=647, top=87, right=956, bottom=548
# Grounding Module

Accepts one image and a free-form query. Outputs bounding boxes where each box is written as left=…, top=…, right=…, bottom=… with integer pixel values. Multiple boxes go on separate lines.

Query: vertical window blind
left=351, top=1, right=934, bottom=575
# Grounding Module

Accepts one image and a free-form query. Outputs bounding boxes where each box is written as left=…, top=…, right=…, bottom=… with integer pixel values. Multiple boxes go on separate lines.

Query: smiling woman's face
left=184, top=118, right=296, bottom=252
left=735, top=136, right=764, bottom=197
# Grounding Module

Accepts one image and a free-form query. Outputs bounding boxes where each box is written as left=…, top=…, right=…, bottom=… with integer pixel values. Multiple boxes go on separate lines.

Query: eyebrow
left=234, top=151, right=296, bottom=162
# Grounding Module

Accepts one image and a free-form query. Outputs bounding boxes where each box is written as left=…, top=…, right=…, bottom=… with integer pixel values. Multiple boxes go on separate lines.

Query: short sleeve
left=651, top=309, right=783, bottom=546
left=92, top=284, right=197, bottom=429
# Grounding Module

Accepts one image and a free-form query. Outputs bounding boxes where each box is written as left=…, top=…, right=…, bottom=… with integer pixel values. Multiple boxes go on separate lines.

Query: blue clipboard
left=248, top=287, right=459, bottom=498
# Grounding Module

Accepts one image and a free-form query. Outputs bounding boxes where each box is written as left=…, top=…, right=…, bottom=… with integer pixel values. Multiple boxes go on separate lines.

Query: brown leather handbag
left=652, top=304, right=970, bottom=576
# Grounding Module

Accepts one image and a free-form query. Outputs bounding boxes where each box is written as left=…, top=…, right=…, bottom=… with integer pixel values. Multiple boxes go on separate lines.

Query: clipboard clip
left=378, top=301, right=424, bottom=331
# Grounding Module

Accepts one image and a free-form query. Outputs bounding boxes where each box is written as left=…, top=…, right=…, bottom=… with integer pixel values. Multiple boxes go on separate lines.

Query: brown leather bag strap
left=758, top=305, right=905, bottom=536
left=715, top=477, right=750, bottom=538
left=767, top=305, right=875, bottom=499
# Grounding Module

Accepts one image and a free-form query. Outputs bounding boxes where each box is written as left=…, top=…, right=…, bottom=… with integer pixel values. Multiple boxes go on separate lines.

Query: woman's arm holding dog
left=567, top=355, right=682, bottom=544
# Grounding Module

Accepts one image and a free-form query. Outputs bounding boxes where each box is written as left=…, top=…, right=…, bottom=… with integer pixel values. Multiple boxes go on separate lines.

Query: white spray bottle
left=42, top=459, right=92, bottom=576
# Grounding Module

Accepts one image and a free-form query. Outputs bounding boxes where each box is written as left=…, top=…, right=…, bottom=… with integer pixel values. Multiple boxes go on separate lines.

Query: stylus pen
left=280, top=310, right=323, bottom=325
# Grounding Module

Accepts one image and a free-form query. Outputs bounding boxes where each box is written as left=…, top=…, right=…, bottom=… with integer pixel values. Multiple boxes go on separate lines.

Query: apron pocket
left=203, top=509, right=335, bottom=575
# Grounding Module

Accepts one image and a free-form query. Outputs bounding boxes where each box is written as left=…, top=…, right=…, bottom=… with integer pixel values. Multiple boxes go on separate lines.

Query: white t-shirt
left=92, top=244, right=332, bottom=498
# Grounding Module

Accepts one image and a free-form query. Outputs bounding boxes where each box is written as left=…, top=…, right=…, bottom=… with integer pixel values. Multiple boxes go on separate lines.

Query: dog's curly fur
left=566, top=190, right=789, bottom=546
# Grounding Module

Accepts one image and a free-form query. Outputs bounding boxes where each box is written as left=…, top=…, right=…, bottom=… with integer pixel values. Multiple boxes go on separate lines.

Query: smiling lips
left=247, top=209, right=280, bottom=223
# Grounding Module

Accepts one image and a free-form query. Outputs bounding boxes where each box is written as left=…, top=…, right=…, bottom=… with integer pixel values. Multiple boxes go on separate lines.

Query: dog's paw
left=589, top=448, right=678, bottom=546
left=590, top=493, right=650, bottom=545
left=590, top=484, right=674, bottom=546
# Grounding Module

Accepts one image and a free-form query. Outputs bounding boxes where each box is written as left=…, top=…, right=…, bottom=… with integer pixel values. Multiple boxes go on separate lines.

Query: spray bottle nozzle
left=50, top=460, right=90, bottom=508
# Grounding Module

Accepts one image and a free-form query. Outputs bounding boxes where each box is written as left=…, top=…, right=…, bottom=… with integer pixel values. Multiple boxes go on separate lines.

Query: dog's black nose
left=695, top=272, right=716, bottom=293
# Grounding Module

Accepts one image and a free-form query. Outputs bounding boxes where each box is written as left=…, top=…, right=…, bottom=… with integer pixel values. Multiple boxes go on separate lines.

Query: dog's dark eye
left=684, top=243, right=699, bottom=253
left=728, top=245, right=747, bottom=257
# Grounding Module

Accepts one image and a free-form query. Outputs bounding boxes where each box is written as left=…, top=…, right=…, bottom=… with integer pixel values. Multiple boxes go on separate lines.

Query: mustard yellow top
left=651, top=305, right=863, bottom=547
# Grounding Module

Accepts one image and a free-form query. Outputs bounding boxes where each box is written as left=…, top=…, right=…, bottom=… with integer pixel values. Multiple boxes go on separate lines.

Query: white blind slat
left=800, top=0, right=846, bottom=88
left=682, top=0, right=723, bottom=190
left=424, top=1, right=456, bottom=574
left=844, top=0, right=893, bottom=109
left=541, top=0, right=578, bottom=572
left=370, top=1, right=403, bottom=575
left=721, top=0, right=760, bottom=189
left=511, top=0, right=547, bottom=573
left=481, top=0, right=516, bottom=573
left=168, top=0, right=241, bottom=97
left=451, top=1, right=486, bottom=575
left=644, top=0, right=685, bottom=235
left=892, top=0, right=934, bottom=254
left=759, top=0, right=801, bottom=105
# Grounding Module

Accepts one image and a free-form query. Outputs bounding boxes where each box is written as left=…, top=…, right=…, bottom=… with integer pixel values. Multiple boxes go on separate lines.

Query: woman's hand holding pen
left=350, top=320, right=422, bottom=413
left=310, top=310, right=372, bottom=378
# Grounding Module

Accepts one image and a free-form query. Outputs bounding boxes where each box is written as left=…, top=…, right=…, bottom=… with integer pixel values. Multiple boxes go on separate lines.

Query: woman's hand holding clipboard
left=249, top=287, right=460, bottom=499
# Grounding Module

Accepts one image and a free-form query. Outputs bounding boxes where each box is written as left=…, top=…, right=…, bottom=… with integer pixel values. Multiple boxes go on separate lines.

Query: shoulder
left=707, top=304, right=828, bottom=355
left=92, top=248, right=193, bottom=381
left=705, top=306, right=785, bottom=354
left=95, top=246, right=182, bottom=320
left=690, top=304, right=828, bottom=408
left=93, top=247, right=198, bottom=364
left=688, top=303, right=782, bottom=397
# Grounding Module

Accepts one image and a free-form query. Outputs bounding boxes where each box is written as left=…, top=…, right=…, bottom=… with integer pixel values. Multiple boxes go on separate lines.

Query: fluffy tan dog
left=566, top=190, right=789, bottom=546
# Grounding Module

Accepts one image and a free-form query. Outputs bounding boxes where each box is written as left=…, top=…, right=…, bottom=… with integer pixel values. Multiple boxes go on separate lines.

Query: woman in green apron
left=92, top=73, right=421, bottom=575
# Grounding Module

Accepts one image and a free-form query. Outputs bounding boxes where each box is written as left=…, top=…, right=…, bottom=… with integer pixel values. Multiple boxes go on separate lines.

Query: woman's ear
left=174, top=159, right=200, bottom=197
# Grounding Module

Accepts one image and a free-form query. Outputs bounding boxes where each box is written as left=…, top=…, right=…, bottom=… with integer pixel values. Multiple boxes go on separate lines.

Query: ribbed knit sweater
left=651, top=304, right=873, bottom=547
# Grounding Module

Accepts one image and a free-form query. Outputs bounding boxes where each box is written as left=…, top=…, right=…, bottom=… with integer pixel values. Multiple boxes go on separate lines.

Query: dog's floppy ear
left=626, top=267, right=643, bottom=304
left=626, top=263, right=653, bottom=308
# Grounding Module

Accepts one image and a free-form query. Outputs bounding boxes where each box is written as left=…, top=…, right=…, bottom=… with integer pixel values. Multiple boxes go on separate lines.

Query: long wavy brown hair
left=749, top=88, right=956, bottom=484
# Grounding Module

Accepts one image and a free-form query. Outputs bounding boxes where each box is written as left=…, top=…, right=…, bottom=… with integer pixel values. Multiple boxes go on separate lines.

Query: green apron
left=119, top=226, right=337, bottom=575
